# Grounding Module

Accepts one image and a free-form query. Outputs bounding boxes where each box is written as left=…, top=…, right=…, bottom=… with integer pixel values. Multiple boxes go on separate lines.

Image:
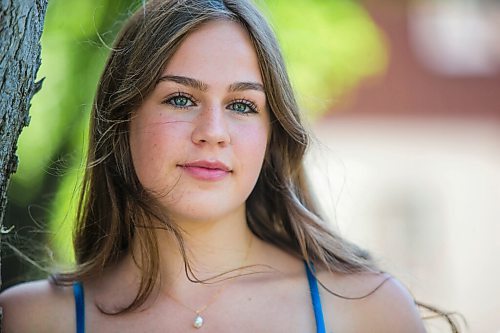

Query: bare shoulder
left=0, top=280, right=75, bottom=333
left=317, top=270, right=426, bottom=333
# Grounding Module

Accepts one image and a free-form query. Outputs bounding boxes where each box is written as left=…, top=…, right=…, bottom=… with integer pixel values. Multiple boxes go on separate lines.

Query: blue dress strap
left=305, top=262, right=327, bottom=333
left=73, top=282, right=85, bottom=333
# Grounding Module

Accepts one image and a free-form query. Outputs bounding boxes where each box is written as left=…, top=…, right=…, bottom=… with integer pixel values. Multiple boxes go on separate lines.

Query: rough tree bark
left=0, top=0, right=48, bottom=324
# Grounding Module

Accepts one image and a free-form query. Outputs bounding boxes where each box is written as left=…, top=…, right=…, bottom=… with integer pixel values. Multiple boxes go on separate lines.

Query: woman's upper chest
left=86, top=273, right=319, bottom=333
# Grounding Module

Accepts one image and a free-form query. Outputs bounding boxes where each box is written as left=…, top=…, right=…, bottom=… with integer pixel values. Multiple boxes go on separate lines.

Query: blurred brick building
left=329, top=0, right=500, bottom=121
left=309, top=1, right=500, bottom=332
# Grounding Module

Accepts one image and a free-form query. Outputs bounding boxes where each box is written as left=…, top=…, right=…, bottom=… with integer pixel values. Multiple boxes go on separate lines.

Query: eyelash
left=162, top=92, right=198, bottom=109
left=162, top=93, right=259, bottom=115
left=228, top=98, right=259, bottom=115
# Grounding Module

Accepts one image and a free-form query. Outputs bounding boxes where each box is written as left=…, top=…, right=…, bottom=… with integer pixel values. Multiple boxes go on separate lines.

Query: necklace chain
left=164, top=235, right=253, bottom=328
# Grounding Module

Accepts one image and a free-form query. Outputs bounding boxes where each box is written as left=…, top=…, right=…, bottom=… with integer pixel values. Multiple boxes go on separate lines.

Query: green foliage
left=9, top=0, right=135, bottom=264
left=260, top=0, right=388, bottom=118
left=12, top=0, right=127, bottom=203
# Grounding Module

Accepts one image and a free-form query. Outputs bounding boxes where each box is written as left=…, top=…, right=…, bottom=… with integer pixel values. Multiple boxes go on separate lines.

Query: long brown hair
left=53, top=0, right=460, bottom=330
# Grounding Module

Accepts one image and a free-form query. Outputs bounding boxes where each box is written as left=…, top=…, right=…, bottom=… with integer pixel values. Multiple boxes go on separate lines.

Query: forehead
left=162, top=20, right=263, bottom=85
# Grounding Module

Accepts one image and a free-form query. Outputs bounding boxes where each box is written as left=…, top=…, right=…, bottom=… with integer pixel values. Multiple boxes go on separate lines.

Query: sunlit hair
left=52, top=0, right=460, bottom=330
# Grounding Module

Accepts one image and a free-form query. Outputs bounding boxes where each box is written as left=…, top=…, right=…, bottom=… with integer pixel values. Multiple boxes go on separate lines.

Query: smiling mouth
left=178, top=160, right=232, bottom=181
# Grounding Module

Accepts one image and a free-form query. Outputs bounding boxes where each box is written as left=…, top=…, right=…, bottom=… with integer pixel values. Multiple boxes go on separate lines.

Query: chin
left=165, top=203, right=246, bottom=226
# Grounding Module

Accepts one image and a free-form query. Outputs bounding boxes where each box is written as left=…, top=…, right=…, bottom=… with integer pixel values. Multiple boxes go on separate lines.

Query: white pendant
left=193, top=314, right=204, bottom=328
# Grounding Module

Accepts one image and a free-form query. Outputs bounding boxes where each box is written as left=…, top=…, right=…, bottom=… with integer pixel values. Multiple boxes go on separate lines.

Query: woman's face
left=129, top=20, right=270, bottom=224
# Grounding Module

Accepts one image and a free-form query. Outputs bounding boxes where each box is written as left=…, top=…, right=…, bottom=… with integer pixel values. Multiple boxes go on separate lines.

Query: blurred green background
left=2, top=0, right=386, bottom=286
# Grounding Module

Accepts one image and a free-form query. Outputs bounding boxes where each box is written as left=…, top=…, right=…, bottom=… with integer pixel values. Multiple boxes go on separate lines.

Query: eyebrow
left=158, top=75, right=264, bottom=93
left=228, top=81, right=264, bottom=93
left=159, top=75, right=208, bottom=91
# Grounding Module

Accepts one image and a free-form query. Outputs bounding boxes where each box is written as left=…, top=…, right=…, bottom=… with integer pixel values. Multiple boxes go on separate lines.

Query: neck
left=131, top=208, right=255, bottom=290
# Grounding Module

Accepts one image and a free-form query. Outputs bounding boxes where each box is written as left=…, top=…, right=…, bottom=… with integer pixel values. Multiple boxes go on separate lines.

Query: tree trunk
left=0, top=0, right=48, bottom=324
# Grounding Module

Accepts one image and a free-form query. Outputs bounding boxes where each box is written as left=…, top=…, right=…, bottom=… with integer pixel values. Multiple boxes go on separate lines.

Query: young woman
left=0, top=0, right=455, bottom=332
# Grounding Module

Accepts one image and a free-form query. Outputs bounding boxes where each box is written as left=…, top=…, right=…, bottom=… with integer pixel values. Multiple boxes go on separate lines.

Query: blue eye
left=164, top=93, right=196, bottom=109
left=228, top=99, right=258, bottom=114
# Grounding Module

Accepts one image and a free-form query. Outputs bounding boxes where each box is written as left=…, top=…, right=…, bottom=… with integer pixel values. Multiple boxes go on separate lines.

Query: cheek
left=130, top=121, right=188, bottom=190
left=130, top=130, right=162, bottom=188
left=233, top=123, right=269, bottom=174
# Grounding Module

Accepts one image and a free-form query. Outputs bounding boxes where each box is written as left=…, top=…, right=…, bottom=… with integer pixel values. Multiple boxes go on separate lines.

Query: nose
left=191, top=106, right=230, bottom=146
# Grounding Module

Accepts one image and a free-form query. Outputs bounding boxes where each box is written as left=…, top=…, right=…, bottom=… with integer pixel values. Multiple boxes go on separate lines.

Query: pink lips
left=179, top=160, right=231, bottom=181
